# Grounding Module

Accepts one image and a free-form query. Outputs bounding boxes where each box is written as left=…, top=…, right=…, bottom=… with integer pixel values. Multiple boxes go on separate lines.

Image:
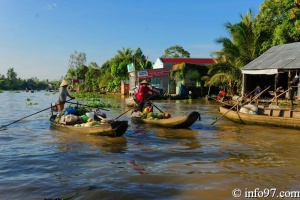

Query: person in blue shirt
left=253, top=86, right=261, bottom=96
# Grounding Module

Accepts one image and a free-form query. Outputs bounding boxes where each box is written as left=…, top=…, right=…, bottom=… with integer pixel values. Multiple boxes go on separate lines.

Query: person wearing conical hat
left=134, top=80, right=158, bottom=112
left=56, top=80, right=75, bottom=111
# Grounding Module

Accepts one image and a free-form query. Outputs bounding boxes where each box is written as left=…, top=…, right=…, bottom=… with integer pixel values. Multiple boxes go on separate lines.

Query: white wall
left=153, top=58, right=164, bottom=69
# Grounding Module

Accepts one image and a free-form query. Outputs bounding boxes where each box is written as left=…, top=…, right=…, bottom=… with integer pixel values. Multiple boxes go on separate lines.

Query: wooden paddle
left=211, top=86, right=270, bottom=125
left=0, top=99, right=73, bottom=130
left=147, top=100, right=164, bottom=113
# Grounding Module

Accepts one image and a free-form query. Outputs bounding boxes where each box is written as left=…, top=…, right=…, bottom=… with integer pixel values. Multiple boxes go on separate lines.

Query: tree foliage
left=161, top=45, right=190, bottom=58
left=69, top=51, right=86, bottom=69
left=255, top=0, right=300, bottom=53
left=133, top=48, right=152, bottom=70
left=208, top=10, right=260, bottom=95
left=0, top=68, right=58, bottom=90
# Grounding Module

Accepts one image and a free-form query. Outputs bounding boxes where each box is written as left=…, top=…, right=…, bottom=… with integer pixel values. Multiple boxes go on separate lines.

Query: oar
left=268, top=88, right=291, bottom=103
left=211, top=86, right=270, bottom=125
left=0, top=99, right=73, bottom=130
left=68, top=102, right=110, bottom=111
left=147, top=100, right=164, bottom=113
left=115, top=95, right=155, bottom=120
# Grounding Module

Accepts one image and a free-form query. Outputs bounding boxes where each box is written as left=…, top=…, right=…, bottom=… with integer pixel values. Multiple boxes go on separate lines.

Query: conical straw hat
left=140, top=80, right=149, bottom=85
left=60, top=80, right=69, bottom=87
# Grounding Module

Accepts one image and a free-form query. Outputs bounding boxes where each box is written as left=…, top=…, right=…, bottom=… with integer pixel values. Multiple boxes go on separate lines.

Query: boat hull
left=50, top=116, right=128, bottom=137
left=132, top=111, right=201, bottom=128
left=219, top=106, right=300, bottom=129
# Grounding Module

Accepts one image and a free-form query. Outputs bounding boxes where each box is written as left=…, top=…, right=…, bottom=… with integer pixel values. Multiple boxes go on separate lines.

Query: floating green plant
left=26, top=102, right=38, bottom=106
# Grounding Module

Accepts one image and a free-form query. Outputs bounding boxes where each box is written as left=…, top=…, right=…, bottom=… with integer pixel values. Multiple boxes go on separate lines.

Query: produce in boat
left=131, top=111, right=200, bottom=128
left=50, top=105, right=128, bottom=137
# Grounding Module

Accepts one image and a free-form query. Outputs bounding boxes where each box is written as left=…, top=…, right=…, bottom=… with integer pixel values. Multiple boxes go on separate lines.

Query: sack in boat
left=83, top=121, right=99, bottom=127
left=65, top=107, right=78, bottom=116
left=59, top=115, right=65, bottom=123
left=243, top=104, right=258, bottom=112
left=65, top=114, right=79, bottom=122
left=94, top=109, right=107, bottom=118
left=239, top=104, right=258, bottom=114
left=80, top=115, right=89, bottom=122
left=86, top=112, right=95, bottom=119
left=131, top=111, right=141, bottom=117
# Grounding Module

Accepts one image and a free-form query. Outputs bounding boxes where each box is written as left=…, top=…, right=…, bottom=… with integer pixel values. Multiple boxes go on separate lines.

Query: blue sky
left=0, top=0, right=264, bottom=81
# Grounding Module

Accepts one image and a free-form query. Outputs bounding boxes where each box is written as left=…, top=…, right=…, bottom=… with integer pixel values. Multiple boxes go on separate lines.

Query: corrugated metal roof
left=242, top=42, right=300, bottom=71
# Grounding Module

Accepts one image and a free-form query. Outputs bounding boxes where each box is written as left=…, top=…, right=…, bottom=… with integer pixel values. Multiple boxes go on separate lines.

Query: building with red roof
left=151, top=58, right=215, bottom=96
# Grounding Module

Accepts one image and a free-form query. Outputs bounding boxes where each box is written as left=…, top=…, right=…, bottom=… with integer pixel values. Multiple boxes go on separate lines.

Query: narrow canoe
left=131, top=111, right=201, bottom=128
left=50, top=115, right=128, bottom=137
left=219, top=106, right=300, bottom=129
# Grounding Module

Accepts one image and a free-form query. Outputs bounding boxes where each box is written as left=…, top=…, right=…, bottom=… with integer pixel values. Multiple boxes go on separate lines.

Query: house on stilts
left=242, top=42, right=300, bottom=101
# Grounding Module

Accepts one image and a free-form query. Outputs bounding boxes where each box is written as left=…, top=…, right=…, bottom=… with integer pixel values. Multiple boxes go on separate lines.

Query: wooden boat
left=50, top=115, right=128, bottom=137
left=218, top=105, right=300, bottom=129
left=131, top=111, right=201, bottom=128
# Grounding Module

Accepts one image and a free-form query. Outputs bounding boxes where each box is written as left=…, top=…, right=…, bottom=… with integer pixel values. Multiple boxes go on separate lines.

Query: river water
left=0, top=91, right=300, bottom=200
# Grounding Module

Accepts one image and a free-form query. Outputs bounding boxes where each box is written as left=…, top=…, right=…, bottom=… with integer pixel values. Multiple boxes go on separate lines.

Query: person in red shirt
left=135, top=80, right=158, bottom=112
left=216, top=90, right=226, bottom=101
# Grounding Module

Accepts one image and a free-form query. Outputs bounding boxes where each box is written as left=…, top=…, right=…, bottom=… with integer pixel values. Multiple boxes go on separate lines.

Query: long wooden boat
left=50, top=115, right=128, bottom=137
left=131, top=111, right=201, bottom=128
left=219, top=105, right=300, bottom=129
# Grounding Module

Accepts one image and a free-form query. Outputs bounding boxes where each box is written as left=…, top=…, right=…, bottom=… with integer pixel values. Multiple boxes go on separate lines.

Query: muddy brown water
left=0, top=91, right=300, bottom=199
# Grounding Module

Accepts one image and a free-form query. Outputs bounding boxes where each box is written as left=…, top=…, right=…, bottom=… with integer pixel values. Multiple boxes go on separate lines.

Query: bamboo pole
left=211, top=86, right=270, bottom=125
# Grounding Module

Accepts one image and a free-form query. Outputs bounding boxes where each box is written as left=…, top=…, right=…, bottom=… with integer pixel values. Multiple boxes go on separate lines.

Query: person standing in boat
left=56, top=80, right=75, bottom=112
left=216, top=90, right=226, bottom=101
left=135, top=80, right=158, bottom=112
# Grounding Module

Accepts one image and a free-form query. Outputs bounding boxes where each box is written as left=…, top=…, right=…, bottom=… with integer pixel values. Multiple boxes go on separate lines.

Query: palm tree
left=208, top=9, right=260, bottom=95
left=115, top=48, right=134, bottom=62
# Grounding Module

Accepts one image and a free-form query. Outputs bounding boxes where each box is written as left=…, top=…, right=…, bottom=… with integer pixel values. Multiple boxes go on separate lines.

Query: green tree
left=112, top=48, right=133, bottom=76
left=209, top=10, right=260, bottom=95
left=7, top=68, right=17, bottom=81
left=6, top=68, right=18, bottom=89
left=161, top=45, right=190, bottom=58
left=133, top=48, right=152, bottom=70
left=65, top=51, right=88, bottom=91
left=69, top=51, right=86, bottom=69
left=255, top=0, right=300, bottom=53
left=85, top=62, right=101, bottom=91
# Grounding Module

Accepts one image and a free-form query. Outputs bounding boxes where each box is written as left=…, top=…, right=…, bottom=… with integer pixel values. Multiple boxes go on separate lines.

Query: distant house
left=241, top=42, right=300, bottom=99
left=152, top=58, right=215, bottom=95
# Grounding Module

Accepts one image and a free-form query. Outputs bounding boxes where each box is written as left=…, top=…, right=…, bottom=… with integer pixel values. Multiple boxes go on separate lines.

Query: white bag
left=65, top=114, right=79, bottom=122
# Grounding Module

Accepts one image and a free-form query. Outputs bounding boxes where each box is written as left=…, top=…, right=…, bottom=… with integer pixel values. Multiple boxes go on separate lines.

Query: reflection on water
left=53, top=131, right=128, bottom=153
left=1, top=91, right=300, bottom=199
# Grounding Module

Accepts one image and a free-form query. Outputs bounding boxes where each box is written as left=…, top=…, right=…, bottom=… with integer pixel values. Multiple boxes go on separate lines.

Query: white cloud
left=44, top=3, right=57, bottom=10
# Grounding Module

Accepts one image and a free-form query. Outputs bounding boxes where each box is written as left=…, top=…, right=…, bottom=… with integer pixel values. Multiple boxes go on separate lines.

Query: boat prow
left=132, top=111, right=201, bottom=128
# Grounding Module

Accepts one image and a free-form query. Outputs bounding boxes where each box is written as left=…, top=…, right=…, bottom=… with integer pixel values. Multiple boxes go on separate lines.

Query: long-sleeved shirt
left=57, top=87, right=73, bottom=102
left=135, top=86, right=158, bottom=102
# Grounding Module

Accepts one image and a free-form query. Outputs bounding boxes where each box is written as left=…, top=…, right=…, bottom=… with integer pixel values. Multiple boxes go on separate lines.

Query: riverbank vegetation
left=0, top=68, right=61, bottom=90
left=1, top=0, right=299, bottom=95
